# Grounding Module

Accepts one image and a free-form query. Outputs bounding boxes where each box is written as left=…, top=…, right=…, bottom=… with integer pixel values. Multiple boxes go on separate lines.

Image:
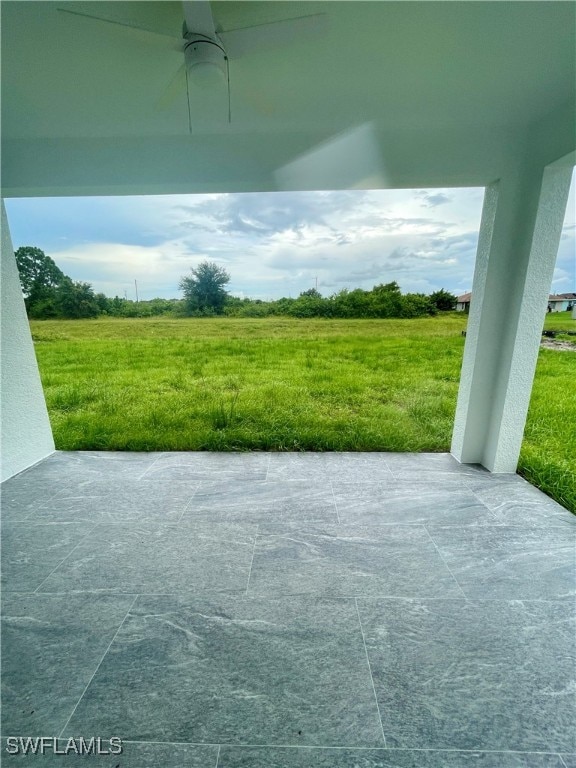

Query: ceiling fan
left=58, top=1, right=328, bottom=128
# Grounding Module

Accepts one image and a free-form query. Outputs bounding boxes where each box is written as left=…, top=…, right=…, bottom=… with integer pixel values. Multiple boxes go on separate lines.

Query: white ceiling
left=2, top=1, right=575, bottom=196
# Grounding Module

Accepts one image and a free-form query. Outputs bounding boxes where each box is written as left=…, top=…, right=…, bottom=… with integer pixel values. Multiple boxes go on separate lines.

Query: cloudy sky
left=5, top=175, right=575, bottom=302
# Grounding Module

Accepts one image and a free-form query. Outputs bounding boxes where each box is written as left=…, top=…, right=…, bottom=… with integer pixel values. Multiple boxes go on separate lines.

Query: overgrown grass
left=519, top=316, right=576, bottom=511
left=30, top=312, right=575, bottom=512
left=542, top=311, right=576, bottom=332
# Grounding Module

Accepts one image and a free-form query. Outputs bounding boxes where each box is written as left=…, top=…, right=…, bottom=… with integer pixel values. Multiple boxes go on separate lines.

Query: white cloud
left=6, top=175, right=574, bottom=301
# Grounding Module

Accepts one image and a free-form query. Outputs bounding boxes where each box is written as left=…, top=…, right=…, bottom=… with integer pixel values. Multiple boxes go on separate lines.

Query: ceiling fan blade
left=220, top=13, right=328, bottom=59
left=156, top=63, right=187, bottom=111
left=57, top=7, right=183, bottom=50
left=182, top=0, right=216, bottom=38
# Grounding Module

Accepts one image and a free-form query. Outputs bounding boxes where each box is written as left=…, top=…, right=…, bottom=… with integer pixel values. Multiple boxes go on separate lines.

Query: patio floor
left=1, top=451, right=575, bottom=767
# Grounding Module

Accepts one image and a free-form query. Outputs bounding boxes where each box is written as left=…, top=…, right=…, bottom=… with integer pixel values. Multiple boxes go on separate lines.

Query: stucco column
left=1, top=201, right=54, bottom=481
left=451, top=156, right=573, bottom=472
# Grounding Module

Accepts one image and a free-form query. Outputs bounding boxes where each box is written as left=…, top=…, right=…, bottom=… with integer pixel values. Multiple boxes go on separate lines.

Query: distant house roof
left=457, top=292, right=574, bottom=303
left=549, top=293, right=576, bottom=301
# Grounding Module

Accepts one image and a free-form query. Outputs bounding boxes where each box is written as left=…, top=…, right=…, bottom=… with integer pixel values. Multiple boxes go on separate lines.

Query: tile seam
left=19, top=591, right=574, bottom=602
left=177, top=483, right=201, bottom=523
left=354, top=597, right=387, bottom=749
left=119, top=740, right=568, bottom=753
left=423, top=525, right=469, bottom=599
left=13, top=482, right=76, bottom=521
left=31, top=521, right=102, bottom=594
left=329, top=477, right=341, bottom=524
left=57, top=594, right=139, bottom=739
left=245, top=528, right=259, bottom=595
left=137, top=453, right=164, bottom=480
left=468, top=487, right=500, bottom=516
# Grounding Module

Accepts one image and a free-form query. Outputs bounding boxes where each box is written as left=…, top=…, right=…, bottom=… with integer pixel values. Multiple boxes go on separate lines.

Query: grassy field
left=30, top=312, right=575, bottom=512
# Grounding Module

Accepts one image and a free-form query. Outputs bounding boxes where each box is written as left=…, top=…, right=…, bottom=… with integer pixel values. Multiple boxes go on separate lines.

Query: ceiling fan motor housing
left=184, top=37, right=227, bottom=86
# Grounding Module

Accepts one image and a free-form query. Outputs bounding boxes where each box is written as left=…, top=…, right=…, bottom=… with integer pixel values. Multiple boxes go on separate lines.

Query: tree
left=56, top=278, right=100, bottom=318
left=95, top=293, right=110, bottom=314
left=429, top=288, right=457, bottom=311
left=299, top=288, right=322, bottom=299
left=15, top=246, right=66, bottom=309
left=371, top=282, right=403, bottom=317
left=179, top=261, right=231, bottom=315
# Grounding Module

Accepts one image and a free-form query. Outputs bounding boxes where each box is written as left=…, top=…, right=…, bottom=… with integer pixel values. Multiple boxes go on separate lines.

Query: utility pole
left=315, top=276, right=318, bottom=291
left=135, top=279, right=139, bottom=303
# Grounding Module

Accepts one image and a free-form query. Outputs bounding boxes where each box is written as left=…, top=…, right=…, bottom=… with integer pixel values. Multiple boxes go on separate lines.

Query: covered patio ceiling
left=2, top=1, right=575, bottom=196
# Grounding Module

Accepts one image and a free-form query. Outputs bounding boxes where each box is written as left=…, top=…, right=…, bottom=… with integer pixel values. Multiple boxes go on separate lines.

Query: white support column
left=1, top=201, right=54, bottom=481
left=451, top=155, right=574, bottom=472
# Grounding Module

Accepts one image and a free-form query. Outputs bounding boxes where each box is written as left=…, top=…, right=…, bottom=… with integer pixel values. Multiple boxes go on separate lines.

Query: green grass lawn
left=519, top=311, right=575, bottom=511
left=30, top=312, right=575, bottom=512
left=542, top=311, right=576, bottom=332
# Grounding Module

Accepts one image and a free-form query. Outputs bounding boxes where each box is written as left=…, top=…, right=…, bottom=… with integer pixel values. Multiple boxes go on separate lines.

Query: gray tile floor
left=1, top=451, right=575, bottom=767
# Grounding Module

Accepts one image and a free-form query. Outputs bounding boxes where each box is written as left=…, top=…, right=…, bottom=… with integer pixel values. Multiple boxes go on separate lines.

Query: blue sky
left=5, top=176, right=575, bottom=302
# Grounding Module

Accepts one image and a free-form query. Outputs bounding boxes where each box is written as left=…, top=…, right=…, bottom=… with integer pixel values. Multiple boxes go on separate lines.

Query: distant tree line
left=15, top=246, right=185, bottom=319
left=179, top=262, right=457, bottom=318
left=224, top=284, right=456, bottom=319
left=15, top=250, right=457, bottom=320
left=16, top=246, right=101, bottom=319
